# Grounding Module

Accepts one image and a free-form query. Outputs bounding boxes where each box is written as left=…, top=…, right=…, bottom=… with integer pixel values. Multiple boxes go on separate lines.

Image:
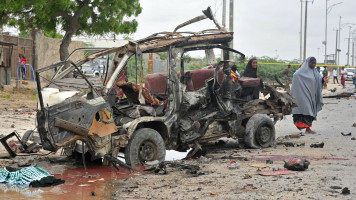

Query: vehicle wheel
left=244, top=114, right=275, bottom=149
left=125, top=128, right=166, bottom=165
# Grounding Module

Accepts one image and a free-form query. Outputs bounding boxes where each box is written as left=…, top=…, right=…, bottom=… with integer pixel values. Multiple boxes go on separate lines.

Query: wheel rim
left=255, top=125, right=273, bottom=146
left=138, top=140, right=158, bottom=163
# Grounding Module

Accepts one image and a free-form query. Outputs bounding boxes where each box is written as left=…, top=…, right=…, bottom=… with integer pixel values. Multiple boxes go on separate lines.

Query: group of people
left=236, top=57, right=324, bottom=135
left=318, top=66, right=349, bottom=89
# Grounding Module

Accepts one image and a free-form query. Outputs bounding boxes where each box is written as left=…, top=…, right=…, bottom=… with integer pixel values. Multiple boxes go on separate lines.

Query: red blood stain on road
left=0, top=166, right=144, bottom=200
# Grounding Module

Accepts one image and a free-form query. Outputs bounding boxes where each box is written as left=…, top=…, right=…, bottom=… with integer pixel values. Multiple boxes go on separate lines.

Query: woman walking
left=291, top=57, right=323, bottom=134
left=340, top=67, right=347, bottom=88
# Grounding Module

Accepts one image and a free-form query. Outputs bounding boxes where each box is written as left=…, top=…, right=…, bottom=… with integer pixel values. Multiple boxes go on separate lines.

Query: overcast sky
left=131, top=0, right=356, bottom=65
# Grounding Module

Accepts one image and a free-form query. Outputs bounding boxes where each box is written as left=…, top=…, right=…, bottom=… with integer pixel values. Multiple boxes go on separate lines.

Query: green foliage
left=44, top=30, right=63, bottom=39
left=159, top=52, right=167, bottom=60
left=241, top=55, right=300, bottom=81
left=126, top=55, right=148, bottom=83
left=0, top=94, right=10, bottom=98
left=3, top=0, right=142, bottom=60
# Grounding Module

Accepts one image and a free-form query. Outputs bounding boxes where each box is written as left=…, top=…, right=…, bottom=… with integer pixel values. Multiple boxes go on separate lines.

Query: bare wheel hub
left=139, top=140, right=158, bottom=162
left=256, top=126, right=272, bottom=145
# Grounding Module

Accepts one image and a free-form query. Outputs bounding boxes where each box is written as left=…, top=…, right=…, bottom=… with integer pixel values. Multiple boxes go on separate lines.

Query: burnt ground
left=0, top=80, right=355, bottom=200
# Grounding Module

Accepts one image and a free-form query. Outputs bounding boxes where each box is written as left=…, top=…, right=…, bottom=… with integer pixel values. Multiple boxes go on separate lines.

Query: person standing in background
left=322, top=66, right=328, bottom=89
left=332, top=68, right=339, bottom=84
left=18, top=54, right=26, bottom=80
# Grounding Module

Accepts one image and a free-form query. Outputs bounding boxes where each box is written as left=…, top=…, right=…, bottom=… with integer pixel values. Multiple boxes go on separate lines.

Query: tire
left=125, top=128, right=166, bottom=165
left=244, top=114, right=275, bottom=149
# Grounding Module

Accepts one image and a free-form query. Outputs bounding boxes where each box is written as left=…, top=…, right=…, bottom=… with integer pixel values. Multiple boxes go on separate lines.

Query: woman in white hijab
left=291, top=57, right=323, bottom=134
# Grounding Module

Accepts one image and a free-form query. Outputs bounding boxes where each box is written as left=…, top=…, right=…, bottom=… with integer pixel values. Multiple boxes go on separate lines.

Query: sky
left=4, top=0, right=355, bottom=65
left=129, top=0, right=356, bottom=65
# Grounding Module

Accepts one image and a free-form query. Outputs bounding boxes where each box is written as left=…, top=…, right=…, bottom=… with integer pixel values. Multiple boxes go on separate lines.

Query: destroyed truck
left=33, top=8, right=295, bottom=165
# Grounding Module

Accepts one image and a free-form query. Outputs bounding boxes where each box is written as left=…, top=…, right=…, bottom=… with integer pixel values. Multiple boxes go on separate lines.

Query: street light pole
left=324, top=0, right=328, bottom=64
left=335, top=29, right=338, bottom=65
left=347, top=26, right=351, bottom=65
left=338, top=16, right=341, bottom=66
left=303, top=1, right=308, bottom=61
left=325, top=1, right=343, bottom=65
left=300, top=0, right=303, bottom=63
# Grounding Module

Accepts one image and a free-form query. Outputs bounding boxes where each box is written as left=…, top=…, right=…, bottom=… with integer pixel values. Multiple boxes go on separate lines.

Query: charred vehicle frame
left=31, top=7, right=295, bottom=165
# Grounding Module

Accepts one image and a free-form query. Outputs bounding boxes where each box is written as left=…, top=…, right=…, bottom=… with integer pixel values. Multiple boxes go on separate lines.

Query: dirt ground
left=0, top=79, right=355, bottom=200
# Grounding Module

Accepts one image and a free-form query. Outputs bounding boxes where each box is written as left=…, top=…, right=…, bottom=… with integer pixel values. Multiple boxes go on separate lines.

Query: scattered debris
left=104, top=154, right=142, bottom=174
left=287, top=133, right=302, bottom=138
left=351, top=137, right=356, bottom=140
left=284, top=142, right=295, bottom=147
left=228, top=161, right=239, bottom=169
left=341, top=187, right=350, bottom=195
left=329, top=88, right=337, bottom=93
left=220, top=155, right=249, bottom=161
left=266, top=159, right=273, bottom=164
left=248, top=163, right=268, bottom=168
left=310, top=142, right=324, bottom=148
left=210, top=191, right=217, bottom=196
left=257, top=169, right=293, bottom=176
left=91, top=192, right=96, bottom=196
left=352, top=123, right=356, bottom=127
left=341, top=132, right=352, bottom=136
left=323, top=92, right=353, bottom=98
left=243, top=174, right=252, bottom=179
left=330, top=186, right=343, bottom=189
left=284, top=157, right=310, bottom=171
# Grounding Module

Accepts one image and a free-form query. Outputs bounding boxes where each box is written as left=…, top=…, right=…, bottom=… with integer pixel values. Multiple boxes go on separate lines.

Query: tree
left=3, top=0, right=142, bottom=61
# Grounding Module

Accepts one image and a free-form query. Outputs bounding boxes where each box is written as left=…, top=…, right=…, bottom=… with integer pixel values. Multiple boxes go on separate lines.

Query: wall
left=34, top=31, right=84, bottom=80
left=0, top=31, right=84, bottom=82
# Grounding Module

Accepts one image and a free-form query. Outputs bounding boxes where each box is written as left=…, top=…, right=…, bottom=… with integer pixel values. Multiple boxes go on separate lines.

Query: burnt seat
left=238, top=77, right=261, bottom=87
left=117, top=81, right=162, bottom=106
left=145, top=68, right=224, bottom=96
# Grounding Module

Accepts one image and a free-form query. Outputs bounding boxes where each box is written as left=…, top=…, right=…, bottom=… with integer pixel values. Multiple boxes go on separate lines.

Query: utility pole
left=347, top=26, right=351, bottom=65
left=337, top=16, right=341, bottom=66
left=300, top=0, right=303, bottom=63
left=303, top=1, right=308, bottom=61
left=324, top=0, right=328, bottom=65
left=352, top=41, right=354, bottom=66
left=221, top=0, right=226, bottom=61
left=335, top=30, right=338, bottom=65
left=229, top=0, right=234, bottom=59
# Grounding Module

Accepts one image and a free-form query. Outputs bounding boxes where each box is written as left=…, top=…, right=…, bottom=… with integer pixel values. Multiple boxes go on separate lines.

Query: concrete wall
left=34, top=31, right=84, bottom=80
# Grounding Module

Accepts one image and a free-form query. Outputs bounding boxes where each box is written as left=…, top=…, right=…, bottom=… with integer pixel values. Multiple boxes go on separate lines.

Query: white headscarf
left=291, top=57, right=323, bottom=118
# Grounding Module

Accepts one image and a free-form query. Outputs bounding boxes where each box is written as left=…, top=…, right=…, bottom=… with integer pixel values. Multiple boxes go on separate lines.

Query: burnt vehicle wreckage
left=3, top=8, right=296, bottom=166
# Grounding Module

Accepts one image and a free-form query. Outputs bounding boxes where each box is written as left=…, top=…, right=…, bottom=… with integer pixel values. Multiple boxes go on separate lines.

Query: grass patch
left=0, top=94, right=10, bottom=98
left=32, top=91, right=38, bottom=96
left=30, top=96, right=37, bottom=100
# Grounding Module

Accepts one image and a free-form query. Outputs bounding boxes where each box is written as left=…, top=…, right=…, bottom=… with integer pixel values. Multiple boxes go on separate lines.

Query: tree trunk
left=59, top=29, right=75, bottom=61
left=0, top=24, right=3, bottom=65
